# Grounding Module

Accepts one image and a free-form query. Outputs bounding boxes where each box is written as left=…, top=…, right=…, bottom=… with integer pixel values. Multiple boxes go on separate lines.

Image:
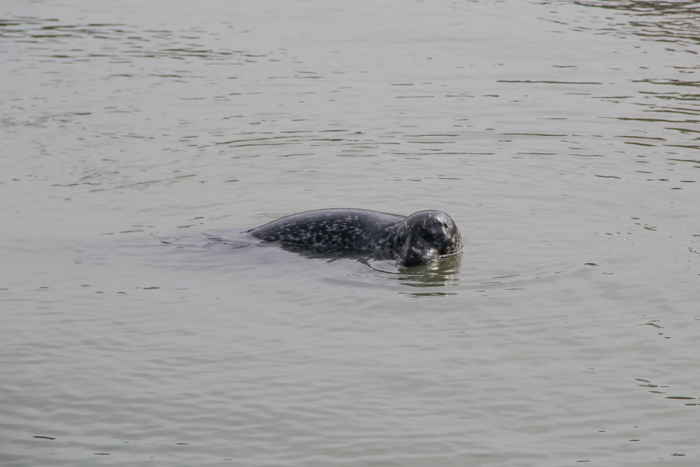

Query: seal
left=248, top=208, right=462, bottom=267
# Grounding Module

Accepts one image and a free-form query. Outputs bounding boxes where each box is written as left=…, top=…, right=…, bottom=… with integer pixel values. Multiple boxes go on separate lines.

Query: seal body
left=248, top=208, right=462, bottom=267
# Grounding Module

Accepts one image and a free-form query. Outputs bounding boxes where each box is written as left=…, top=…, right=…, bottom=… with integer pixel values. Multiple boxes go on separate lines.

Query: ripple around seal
left=149, top=228, right=611, bottom=305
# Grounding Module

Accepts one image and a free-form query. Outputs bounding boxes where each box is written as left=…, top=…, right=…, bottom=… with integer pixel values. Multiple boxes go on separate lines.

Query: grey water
left=2, top=0, right=700, bottom=465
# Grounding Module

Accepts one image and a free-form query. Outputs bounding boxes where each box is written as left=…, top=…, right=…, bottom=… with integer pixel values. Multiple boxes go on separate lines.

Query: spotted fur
left=249, top=208, right=462, bottom=267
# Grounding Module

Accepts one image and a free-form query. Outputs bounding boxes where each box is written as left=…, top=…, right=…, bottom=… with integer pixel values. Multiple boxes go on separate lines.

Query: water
left=2, top=0, right=699, bottom=465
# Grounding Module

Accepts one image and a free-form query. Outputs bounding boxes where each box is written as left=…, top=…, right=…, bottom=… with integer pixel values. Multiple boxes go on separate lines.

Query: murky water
left=2, top=0, right=699, bottom=465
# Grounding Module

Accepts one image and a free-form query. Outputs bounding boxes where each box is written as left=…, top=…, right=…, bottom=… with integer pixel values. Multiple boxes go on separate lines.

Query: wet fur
left=248, top=208, right=462, bottom=267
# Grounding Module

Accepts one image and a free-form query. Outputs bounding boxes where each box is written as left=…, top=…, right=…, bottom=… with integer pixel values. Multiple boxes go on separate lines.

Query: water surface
left=2, top=0, right=699, bottom=465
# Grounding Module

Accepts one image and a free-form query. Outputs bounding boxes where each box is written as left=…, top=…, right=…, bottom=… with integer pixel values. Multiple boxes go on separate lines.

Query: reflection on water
left=0, top=18, right=243, bottom=63
left=572, top=0, right=700, bottom=50
left=395, top=252, right=462, bottom=297
left=528, top=0, right=700, bottom=192
left=156, top=230, right=463, bottom=297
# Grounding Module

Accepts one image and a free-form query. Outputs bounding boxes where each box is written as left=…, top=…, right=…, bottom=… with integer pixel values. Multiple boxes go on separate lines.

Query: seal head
left=392, top=210, right=462, bottom=267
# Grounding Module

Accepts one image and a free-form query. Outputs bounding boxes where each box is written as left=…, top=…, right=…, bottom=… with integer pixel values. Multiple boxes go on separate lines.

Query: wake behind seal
left=248, top=208, right=462, bottom=267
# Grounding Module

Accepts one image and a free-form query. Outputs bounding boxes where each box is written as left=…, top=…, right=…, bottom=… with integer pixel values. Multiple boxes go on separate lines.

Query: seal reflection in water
left=248, top=208, right=462, bottom=267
